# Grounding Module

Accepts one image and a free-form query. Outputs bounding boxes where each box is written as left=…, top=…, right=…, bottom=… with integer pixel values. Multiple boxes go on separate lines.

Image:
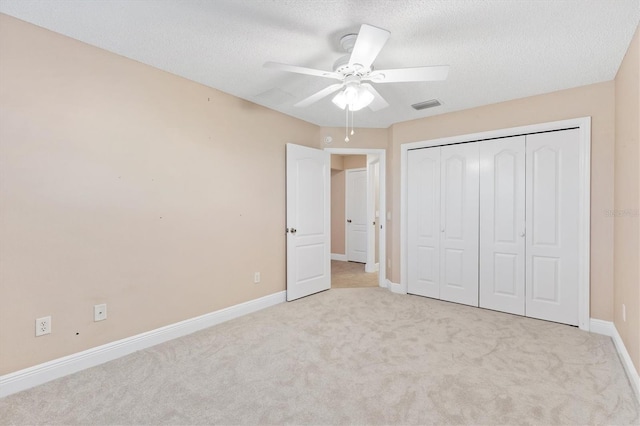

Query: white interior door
left=479, top=137, right=526, bottom=315
left=439, top=142, right=479, bottom=307
left=407, top=147, right=441, bottom=298
left=346, top=169, right=367, bottom=263
left=525, top=129, right=580, bottom=325
left=286, top=143, right=331, bottom=301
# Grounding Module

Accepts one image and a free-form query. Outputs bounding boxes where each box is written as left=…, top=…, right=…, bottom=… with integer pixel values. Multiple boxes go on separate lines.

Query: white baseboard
left=386, top=279, right=404, bottom=294
left=0, top=291, right=286, bottom=398
left=589, top=318, right=639, bottom=403
left=331, top=253, right=347, bottom=261
left=365, top=262, right=379, bottom=273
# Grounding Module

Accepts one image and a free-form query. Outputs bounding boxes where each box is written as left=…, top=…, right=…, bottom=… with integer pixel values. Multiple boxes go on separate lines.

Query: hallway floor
left=331, top=260, right=379, bottom=288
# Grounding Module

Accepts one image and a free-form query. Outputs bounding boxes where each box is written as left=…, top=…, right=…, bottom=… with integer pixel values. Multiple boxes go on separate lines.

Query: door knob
left=290, top=228, right=297, bottom=234
left=347, top=219, right=352, bottom=223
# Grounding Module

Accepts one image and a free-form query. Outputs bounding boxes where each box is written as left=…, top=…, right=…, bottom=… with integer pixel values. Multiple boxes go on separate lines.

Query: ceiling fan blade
left=294, top=83, right=344, bottom=107
left=367, top=65, right=449, bottom=83
left=348, top=24, right=390, bottom=71
left=361, top=83, right=389, bottom=111
left=264, top=61, right=342, bottom=80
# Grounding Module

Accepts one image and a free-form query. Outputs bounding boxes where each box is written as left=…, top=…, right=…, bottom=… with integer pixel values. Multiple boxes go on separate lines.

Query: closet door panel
left=526, top=129, right=580, bottom=326
left=440, top=142, right=479, bottom=307
left=407, top=147, right=441, bottom=298
left=479, top=137, right=526, bottom=315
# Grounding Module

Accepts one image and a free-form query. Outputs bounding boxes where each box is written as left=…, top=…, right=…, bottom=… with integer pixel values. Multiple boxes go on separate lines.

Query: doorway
left=326, top=148, right=386, bottom=289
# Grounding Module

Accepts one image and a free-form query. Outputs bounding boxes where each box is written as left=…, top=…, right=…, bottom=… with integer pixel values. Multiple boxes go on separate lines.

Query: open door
left=286, top=143, right=331, bottom=301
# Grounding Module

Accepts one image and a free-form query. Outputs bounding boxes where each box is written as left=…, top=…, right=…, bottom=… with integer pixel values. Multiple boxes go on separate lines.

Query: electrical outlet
left=622, top=304, right=626, bottom=322
left=254, top=272, right=261, bottom=284
left=94, top=304, right=107, bottom=322
left=35, top=316, right=51, bottom=337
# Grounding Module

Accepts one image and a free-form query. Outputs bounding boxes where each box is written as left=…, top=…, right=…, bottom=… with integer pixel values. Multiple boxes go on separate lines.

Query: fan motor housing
left=333, top=54, right=372, bottom=76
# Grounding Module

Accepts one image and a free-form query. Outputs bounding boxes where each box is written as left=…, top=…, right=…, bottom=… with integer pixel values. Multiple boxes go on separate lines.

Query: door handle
left=286, top=228, right=297, bottom=234
left=347, top=219, right=352, bottom=223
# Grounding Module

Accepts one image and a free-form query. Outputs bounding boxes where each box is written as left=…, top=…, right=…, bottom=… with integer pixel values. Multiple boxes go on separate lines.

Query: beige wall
left=614, top=25, right=639, bottom=373
left=388, top=81, right=616, bottom=322
left=0, top=14, right=320, bottom=374
left=331, top=155, right=344, bottom=170
left=343, top=155, right=367, bottom=170
left=330, top=155, right=366, bottom=255
left=319, top=127, right=389, bottom=150
left=331, top=169, right=346, bottom=255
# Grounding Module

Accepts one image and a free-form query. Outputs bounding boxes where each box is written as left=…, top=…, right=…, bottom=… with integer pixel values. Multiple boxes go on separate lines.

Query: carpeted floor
left=331, top=260, right=379, bottom=288
left=1, top=288, right=638, bottom=425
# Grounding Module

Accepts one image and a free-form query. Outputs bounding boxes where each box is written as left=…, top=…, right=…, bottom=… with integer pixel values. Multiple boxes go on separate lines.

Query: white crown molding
left=0, top=291, right=286, bottom=398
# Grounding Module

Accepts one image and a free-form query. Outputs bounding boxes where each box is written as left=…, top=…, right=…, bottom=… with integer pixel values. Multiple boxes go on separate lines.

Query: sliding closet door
left=479, top=137, right=526, bottom=315
left=440, top=142, right=479, bottom=307
left=525, top=129, right=580, bottom=325
left=407, top=147, right=441, bottom=298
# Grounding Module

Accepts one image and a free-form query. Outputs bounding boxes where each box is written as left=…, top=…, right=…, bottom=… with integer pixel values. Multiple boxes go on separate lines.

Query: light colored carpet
left=331, top=260, right=379, bottom=288
left=1, top=288, right=638, bottom=425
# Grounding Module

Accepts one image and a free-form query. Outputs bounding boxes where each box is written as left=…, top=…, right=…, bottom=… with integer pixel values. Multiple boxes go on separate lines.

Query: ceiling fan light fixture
left=353, top=86, right=374, bottom=110
left=331, top=91, right=347, bottom=109
left=331, top=84, right=374, bottom=111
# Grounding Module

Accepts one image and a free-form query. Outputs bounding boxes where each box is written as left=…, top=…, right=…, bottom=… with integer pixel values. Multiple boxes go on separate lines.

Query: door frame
left=400, top=117, right=591, bottom=330
left=366, top=156, right=380, bottom=273
left=326, top=148, right=387, bottom=288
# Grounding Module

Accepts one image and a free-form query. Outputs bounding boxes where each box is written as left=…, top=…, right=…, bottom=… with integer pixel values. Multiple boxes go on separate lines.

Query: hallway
left=331, top=260, right=379, bottom=288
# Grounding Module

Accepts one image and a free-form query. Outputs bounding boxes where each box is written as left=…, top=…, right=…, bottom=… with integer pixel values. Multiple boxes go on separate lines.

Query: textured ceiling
left=1, top=0, right=638, bottom=128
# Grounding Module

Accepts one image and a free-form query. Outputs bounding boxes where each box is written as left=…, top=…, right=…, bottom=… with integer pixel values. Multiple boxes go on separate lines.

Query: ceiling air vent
left=411, top=99, right=442, bottom=110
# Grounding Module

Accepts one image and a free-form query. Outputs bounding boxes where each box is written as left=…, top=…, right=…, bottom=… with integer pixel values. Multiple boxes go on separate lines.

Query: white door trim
left=326, top=148, right=387, bottom=288
left=400, top=117, right=591, bottom=330
left=366, top=155, right=380, bottom=273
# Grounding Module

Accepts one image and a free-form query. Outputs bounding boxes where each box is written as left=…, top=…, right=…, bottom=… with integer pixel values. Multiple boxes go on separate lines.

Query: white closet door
left=407, top=147, right=441, bottom=298
left=525, top=129, right=580, bottom=325
left=479, top=137, right=526, bottom=315
left=440, top=142, right=480, bottom=307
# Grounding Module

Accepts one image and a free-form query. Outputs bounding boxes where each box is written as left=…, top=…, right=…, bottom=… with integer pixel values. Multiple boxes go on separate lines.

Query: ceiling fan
left=264, top=24, right=449, bottom=112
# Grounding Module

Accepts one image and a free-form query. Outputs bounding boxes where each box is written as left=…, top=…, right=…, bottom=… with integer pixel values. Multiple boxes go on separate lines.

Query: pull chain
left=351, top=109, right=355, bottom=136
left=345, top=104, right=350, bottom=142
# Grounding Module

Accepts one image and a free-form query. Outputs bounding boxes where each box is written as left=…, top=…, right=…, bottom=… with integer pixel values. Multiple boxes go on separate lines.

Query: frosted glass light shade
left=331, top=85, right=374, bottom=111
